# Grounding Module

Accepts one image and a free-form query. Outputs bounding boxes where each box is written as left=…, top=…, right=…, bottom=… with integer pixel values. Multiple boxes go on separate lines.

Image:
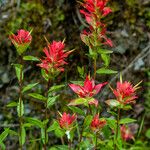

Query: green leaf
left=8, top=130, right=18, bottom=136
left=0, top=128, right=9, bottom=144
left=28, top=93, right=47, bottom=101
left=23, top=55, right=40, bottom=61
left=41, top=128, right=47, bottom=144
left=83, top=115, right=93, bottom=129
left=119, top=118, right=136, bottom=124
left=97, top=48, right=113, bottom=54
left=0, top=142, right=6, bottom=150
left=145, top=129, right=150, bottom=139
left=101, top=54, right=110, bottom=67
left=105, top=99, right=120, bottom=107
left=106, top=118, right=116, bottom=130
left=47, top=95, right=59, bottom=108
left=47, top=121, right=59, bottom=132
left=20, top=126, right=26, bottom=145
left=7, top=101, right=17, bottom=107
left=26, top=117, right=44, bottom=128
left=68, top=106, right=85, bottom=116
left=54, top=128, right=65, bottom=138
left=96, top=68, right=117, bottom=74
left=68, top=98, right=87, bottom=106
left=17, top=99, right=24, bottom=117
left=22, top=83, right=39, bottom=93
left=13, top=64, right=23, bottom=81
left=48, top=85, right=65, bottom=92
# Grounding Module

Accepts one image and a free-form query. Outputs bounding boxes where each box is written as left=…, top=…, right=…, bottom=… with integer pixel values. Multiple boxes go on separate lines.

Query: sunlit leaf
left=0, top=128, right=10, bottom=144
left=23, top=55, right=40, bottom=61
left=119, top=118, right=136, bottom=124
left=97, top=68, right=117, bottom=74
left=22, top=83, right=39, bottom=93
left=17, top=99, right=24, bottom=117
left=28, top=93, right=47, bottom=102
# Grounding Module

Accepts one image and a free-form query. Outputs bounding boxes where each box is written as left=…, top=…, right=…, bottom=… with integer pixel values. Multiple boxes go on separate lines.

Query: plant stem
left=43, top=79, right=51, bottom=150
left=95, top=133, right=98, bottom=150
left=114, top=108, right=121, bottom=150
left=19, top=56, right=23, bottom=150
left=93, top=58, right=97, bottom=80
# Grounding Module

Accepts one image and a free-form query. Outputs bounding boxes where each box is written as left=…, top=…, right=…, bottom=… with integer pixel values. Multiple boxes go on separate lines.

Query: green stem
left=19, top=56, right=23, bottom=150
left=114, top=108, right=121, bottom=150
left=43, top=79, right=51, bottom=150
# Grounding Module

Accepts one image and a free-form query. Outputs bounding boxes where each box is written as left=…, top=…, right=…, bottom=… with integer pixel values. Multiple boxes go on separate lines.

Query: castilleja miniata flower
left=120, top=125, right=134, bottom=141
left=112, top=81, right=141, bottom=105
left=69, top=75, right=107, bottom=106
left=90, top=114, right=106, bottom=132
left=80, top=0, right=113, bottom=47
left=59, top=112, right=76, bottom=130
left=9, top=29, right=32, bottom=55
left=37, top=41, right=72, bottom=75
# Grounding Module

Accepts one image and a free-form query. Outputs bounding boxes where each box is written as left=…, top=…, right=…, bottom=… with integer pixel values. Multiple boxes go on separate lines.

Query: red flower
left=59, top=112, right=76, bottom=130
left=69, top=75, right=107, bottom=106
left=112, top=81, right=140, bottom=105
left=121, top=125, right=134, bottom=141
left=9, top=29, right=32, bottom=55
left=37, top=41, right=72, bottom=74
left=90, top=114, right=106, bottom=131
left=80, top=0, right=113, bottom=48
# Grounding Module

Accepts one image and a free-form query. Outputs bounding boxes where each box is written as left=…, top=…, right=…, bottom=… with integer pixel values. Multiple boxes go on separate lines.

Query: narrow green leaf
left=17, top=99, right=24, bottom=117
left=47, top=95, right=59, bottom=108
left=20, top=126, right=26, bottom=145
left=23, top=55, right=40, bottom=61
left=68, top=98, right=87, bottom=106
left=0, top=142, right=6, bottom=150
left=119, top=118, right=136, bottom=124
left=106, top=118, right=116, bottom=130
left=54, top=128, right=65, bottom=138
left=7, top=101, right=17, bottom=107
left=0, top=128, right=10, bottom=144
left=47, top=121, right=59, bottom=133
left=97, top=48, right=113, bottom=54
left=83, top=115, right=93, bottom=129
left=13, top=64, right=23, bottom=81
left=49, top=145, right=68, bottom=150
left=96, top=68, right=117, bottom=74
left=68, top=106, right=85, bottom=116
left=28, top=93, right=47, bottom=101
left=9, top=130, right=18, bottom=136
left=48, top=85, right=65, bottom=92
left=26, top=117, right=44, bottom=128
left=101, top=54, right=110, bottom=67
left=145, top=129, right=150, bottom=139
left=22, top=83, right=39, bottom=93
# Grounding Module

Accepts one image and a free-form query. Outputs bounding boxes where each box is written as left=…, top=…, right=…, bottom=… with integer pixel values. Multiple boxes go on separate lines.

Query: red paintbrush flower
left=80, top=0, right=113, bottom=48
left=121, top=125, right=134, bottom=141
left=9, top=29, right=32, bottom=55
left=59, top=112, right=76, bottom=130
left=69, top=75, right=107, bottom=106
left=37, top=41, right=72, bottom=75
left=90, top=114, right=106, bottom=132
left=112, top=81, right=141, bottom=105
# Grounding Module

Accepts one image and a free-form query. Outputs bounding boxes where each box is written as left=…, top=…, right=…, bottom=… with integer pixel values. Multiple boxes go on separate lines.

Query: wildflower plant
left=0, top=0, right=144, bottom=150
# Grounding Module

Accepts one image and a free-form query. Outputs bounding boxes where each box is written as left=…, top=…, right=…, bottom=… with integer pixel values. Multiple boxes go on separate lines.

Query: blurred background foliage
left=0, top=0, right=150, bottom=149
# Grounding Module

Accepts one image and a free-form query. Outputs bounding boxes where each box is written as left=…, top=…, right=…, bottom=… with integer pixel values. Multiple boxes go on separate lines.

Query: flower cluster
left=37, top=41, right=72, bottom=76
left=9, top=29, right=32, bottom=55
left=80, top=0, right=113, bottom=48
left=121, top=125, right=134, bottom=141
left=90, top=114, right=106, bottom=132
left=69, top=75, right=107, bottom=106
left=112, top=81, right=140, bottom=105
left=59, top=112, right=76, bottom=130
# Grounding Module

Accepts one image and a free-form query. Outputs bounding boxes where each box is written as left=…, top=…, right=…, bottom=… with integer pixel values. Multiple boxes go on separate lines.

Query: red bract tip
left=59, top=112, right=76, bottom=130
left=37, top=41, right=73, bottom=75
left=9, top=29, right=32, bottom=55
left=121, top=125, right=134, bottom=141
left=90, top=114, right=106, bottom=132
left=69, top=75, right=107, bottom=107
left=113, top=81, right=140, bottom=105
